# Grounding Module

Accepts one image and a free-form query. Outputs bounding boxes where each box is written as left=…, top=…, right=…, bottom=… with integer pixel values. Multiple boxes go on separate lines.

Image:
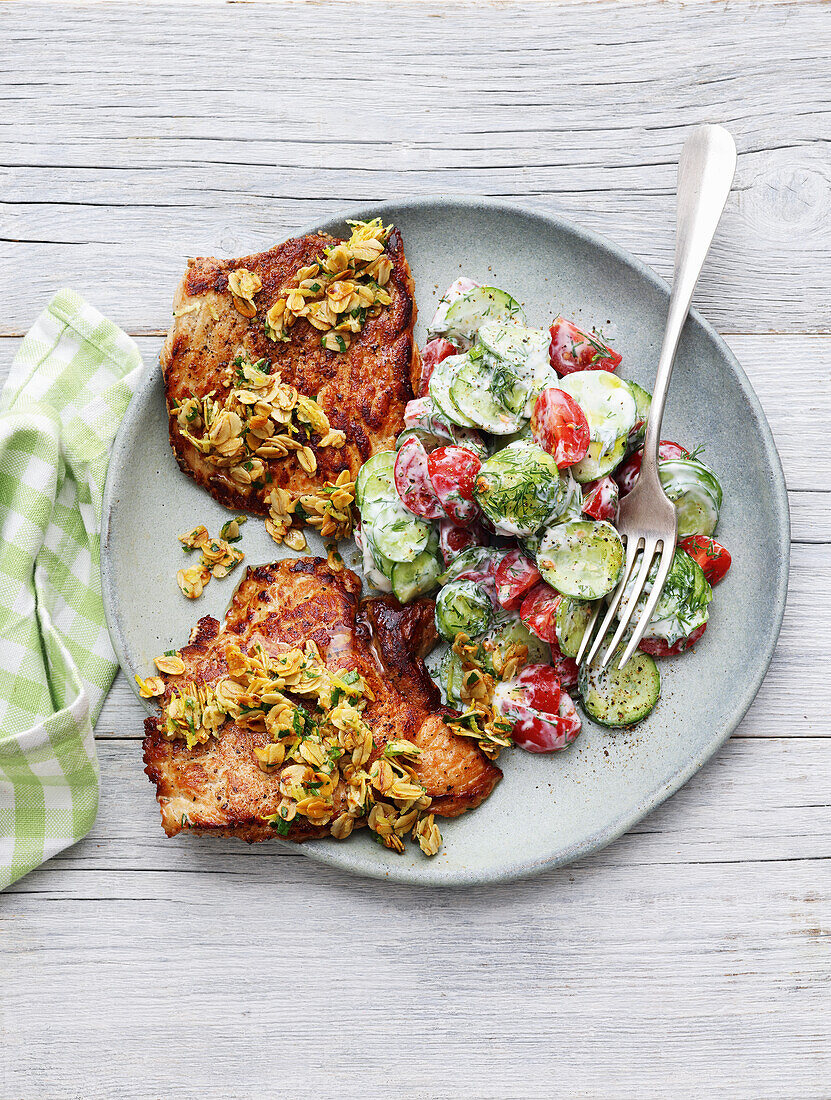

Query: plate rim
left=101, top=194, right=790, bottom=887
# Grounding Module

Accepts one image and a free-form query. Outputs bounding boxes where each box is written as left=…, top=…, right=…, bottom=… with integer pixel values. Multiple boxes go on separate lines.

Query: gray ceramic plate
left=101, top=197, right=789, bottom=886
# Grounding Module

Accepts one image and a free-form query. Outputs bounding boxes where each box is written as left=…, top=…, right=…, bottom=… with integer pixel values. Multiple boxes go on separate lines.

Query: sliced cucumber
left=429, top=354, right=478, bottom=428
left=568, top=435, right=629, bottom=484
left=473, top=440, right=567, bottom=536
left=391, top=550, right=442, bottom=604
left=371, top=501, right=431, bottom=563
left=475, top=616, right=550, bottom=674
left=439, top=546, right=506, bottom=586
left=441, top=650, right=465, bottom=707
left=537, top=519, right=624, bottom=600
left=449, top=354, right=526, bottom=435
left=435, top=579, right=494, bottom=641
left=395, top=427, right=443, bottom=454
left=578, top=638, right=660, bottom=727
left=439, top=286, right=526, bottom=343
left=478, top=320, right=549, bottom=372
left=355, top=449, right=396, bottom=510
left=359, top=526, right=394, bottom=593
left=626, top=381, right=652, bottom=449
left=559, top=370, right=637, bottom=459
left=555, top=597, right=595, bottom=658
left=659, top=458, right=722, bottom=538
left=619, top=547, right=712, bottom=646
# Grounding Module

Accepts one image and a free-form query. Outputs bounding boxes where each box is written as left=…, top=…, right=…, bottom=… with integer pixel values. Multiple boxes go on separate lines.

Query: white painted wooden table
left=1, top=3, right=829, bottom=1097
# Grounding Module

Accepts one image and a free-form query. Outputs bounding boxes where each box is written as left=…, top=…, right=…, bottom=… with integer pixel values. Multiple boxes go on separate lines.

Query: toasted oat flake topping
left=264, top=219, right=394, bottom=353
left=170, top=349, right=351, bottom=542
left=152, top=637, right=439, bottom=855
left=444, top=633, right=525, bottom=760
left=175, top=522, right=245, bottom=598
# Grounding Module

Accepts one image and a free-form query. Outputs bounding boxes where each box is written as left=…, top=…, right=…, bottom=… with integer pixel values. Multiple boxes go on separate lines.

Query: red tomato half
left=494, top=550, right=541, bottom=611
left=418, top=337, right=457, bottom=395
left=519, top=582, right=562, bottom=645
left=680, top=536, right=732, bottom=585
left=438, top=520, right=488, bottom=566
left=639, top=623, right=707, bottom=658
left=548, top=317, right=622, bottom=376
left=531, top=387, right=590, bottom=468
left=394, top=436, right=445, bottom=519
left=614, top=440, right=689, bottom=496
left=499, top=669, right=582, bottom=753
left=549, top=649, right=579, bottom=690
left=427, top=446, right=482, bottom=526
left=582, top=476, right=619, bottom=522
left=496, top=665, right=561, bottom=723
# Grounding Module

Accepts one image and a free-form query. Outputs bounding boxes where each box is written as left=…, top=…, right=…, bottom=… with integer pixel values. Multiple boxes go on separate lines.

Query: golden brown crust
left=143, top=559, right=501, bottom=843
left=161, top=228, right=417, bottom=515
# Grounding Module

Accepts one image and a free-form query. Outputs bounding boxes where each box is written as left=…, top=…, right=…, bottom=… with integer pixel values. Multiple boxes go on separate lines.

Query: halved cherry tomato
left=394, top=436, right=445, bottom=519
left=519, top=582, right=562, bottom=645
left=549, top=648, right=578, bottom=690
left=548, top=317, right=622, bottom=376
left=497, top=667, right=581, bottom=752
left=582, top=475, right=619, bottom=522
left=680, top=535, right=732, bottom=585
left=639, top=623, right=707, bottom=658
left=404, top=396, right=434, bottom=431
left=438, top=520, right=488, bottom=565
left=427, top=446, right=482, bottom=526
left=419, top=337, right=457, bottom=395
left=614, top=440, right=689, bottom=496
left=496, top=664, right=561, bottom=722
left=531, top=387, right=590, bottom=468
left=494, top=550, right=541, bottom=611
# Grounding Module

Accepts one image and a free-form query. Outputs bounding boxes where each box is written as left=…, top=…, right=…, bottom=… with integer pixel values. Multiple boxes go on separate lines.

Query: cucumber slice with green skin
left=391, top=550, right=442, bottom=604
left=537, top=519, right=624, bottom=600
left=555, top=597, right=595, bottom=658
left=620, top=547, right=712, bottom=645
left=435, top=579, right=494, bottom=640
left=473, top=440, right=567, bottom=536
left=626, top=381, right=652, bottom=449
left=429, top=355, right=478, bottom=428
left=395, top=427, right=444, bottom=453
left=438, top=286, right=526, bottom=344
left=439, top=546, right=506, bottom=586
left=559, top=370, right=637, bottom=459
left=578, top=638, right=660, bottom=727
left=449, top=353, right=527, bottom=434
left=427, top=277, right=479, bottom=343
left=441, top=650, right=465, bottom=706
left=474, top=616, right=550, bottom=674
left=568, top=435, right=629, bottom=484
left=370, top=501, right=431, bottom=563
left=355, top=449, right=396, bottom=510
left=478, top=320, right=549, bottom=376
left=659, top=458, right=723, bottom=537
left=358, top=525, right=394, bottom=592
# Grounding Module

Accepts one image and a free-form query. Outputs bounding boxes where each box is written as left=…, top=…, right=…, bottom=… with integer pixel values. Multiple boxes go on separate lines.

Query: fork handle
left=641, top=125, right=737, bottom=481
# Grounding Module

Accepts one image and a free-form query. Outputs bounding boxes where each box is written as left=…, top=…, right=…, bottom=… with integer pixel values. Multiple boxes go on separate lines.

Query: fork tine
left=580, top=535, right=641, bottom=667
left=617, top=539, right=676, bottom=669
left=599, top=536, right=658, bottom=668
left=574, top=598, right=603, bottom=666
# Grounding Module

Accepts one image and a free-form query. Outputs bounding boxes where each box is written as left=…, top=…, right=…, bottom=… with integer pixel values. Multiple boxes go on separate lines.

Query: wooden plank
left=1, top=1, right=830, bottom=334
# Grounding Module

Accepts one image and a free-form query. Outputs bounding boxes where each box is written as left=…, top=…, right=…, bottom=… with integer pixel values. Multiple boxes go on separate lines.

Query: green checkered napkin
left=0, top=290, right=142, bottom=888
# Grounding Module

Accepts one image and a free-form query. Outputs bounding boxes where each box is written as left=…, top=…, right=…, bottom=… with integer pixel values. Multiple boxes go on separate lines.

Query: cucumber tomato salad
left=354, top=279, right=732, bottom=754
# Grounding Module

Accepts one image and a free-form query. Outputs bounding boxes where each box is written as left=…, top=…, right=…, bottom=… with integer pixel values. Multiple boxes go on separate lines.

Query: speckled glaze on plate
left=101, top=197, right=789, bottom=887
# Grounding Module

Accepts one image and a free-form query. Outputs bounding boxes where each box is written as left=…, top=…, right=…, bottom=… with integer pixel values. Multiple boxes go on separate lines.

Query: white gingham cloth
left=0, top=290, right=142, bottom=887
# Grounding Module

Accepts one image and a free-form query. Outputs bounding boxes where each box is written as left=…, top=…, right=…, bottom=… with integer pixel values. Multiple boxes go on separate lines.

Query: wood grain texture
left=1, top=2, right=829, bottom=1098
left=1, top=1, right=830, bottom=335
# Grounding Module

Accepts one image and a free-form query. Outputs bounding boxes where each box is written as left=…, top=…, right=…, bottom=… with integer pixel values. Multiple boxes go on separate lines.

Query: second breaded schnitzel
left=143, top=558, right=501, bottom=848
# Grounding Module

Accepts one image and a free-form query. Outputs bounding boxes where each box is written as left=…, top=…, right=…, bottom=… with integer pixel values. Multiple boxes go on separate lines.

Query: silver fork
left=575, top=124, right=737, bottom=671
